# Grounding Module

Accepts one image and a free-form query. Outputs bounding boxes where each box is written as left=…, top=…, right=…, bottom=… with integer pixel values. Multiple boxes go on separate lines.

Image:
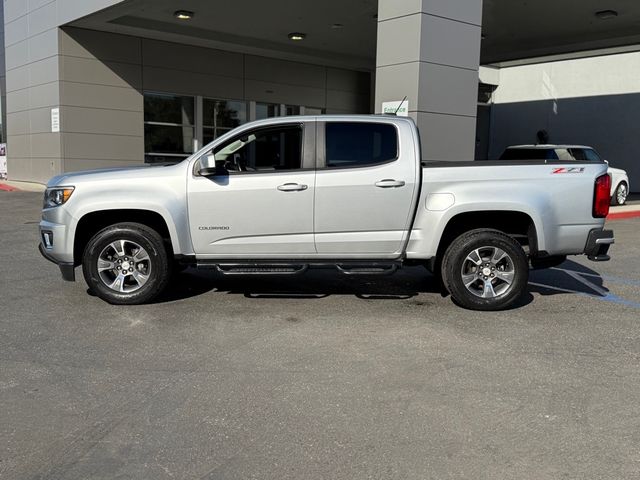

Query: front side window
left=211, top=126, right=302, bottom=173
left=144, top=93, right=195, bottom=163
left=325, top=122, right=397, bottom=168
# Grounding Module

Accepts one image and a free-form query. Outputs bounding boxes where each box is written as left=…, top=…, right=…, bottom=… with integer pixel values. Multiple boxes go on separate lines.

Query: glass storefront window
left=285, top=105, right=300, bottom=116
left=143, top=92, right=324, bottom=163
left=144, top=93, right=195, bottom=163
left=305, top=106, right=324, bottom=115
left=203, top=99, right=247, bottom=146
left=256, top=103, right=280, bottom=120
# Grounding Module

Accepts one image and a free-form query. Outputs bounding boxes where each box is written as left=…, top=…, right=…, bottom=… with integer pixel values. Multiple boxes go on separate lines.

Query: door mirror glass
left=199, top=153, right=228, bottom=176
left=199, top=153, right=216, bottom=176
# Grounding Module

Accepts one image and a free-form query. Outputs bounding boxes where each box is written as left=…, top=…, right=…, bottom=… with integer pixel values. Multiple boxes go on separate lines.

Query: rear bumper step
left=584, top=228, right=614, bottom=262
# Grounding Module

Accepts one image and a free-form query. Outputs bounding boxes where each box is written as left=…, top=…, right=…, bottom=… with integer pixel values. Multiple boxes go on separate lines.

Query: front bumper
left=38, top=242, right=76, bottom=281
left=584, top=228, right=614, bottom=262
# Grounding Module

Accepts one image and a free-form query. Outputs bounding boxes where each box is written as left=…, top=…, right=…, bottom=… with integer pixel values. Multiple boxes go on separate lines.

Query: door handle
left=277, top=183, right=308, bottom=192
left=375, top=179, right=406, bottom=188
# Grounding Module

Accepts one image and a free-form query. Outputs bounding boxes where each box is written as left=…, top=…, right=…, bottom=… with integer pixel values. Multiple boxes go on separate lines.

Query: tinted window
left=212, top=126, right=302, bottom=172
left=144, top=93, right=195, bottom=163
left=570, top=149, right=587, bottom=161
left=325, top=123, right=397, bottom=168
left=256, top=103, right=280, bottom=120
left=203, top=99, right=247, bottom=145
left=499, top=148, right=557, bottom=160
left=555, top=148, right=575, bottom=161
left=584, top=149, right=602, bottom=162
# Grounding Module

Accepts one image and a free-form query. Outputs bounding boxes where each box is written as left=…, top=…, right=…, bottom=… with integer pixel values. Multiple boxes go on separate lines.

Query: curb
left=0, top=183, right=19, bottom=192
left=608, top=210, right=640, bottom=221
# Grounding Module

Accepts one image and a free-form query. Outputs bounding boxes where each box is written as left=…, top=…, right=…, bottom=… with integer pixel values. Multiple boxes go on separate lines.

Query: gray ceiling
left=71, top=0, right=640, bottom=69
left=483, top=0, right=640, bottom=64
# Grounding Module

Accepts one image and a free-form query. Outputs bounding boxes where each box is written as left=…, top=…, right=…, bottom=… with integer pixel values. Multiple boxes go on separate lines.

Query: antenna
left=394, top=96, right=408, bottom=116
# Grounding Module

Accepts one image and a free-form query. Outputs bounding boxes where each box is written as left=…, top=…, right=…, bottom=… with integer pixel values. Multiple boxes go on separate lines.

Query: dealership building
left=1, top=0, right=639, bottom=190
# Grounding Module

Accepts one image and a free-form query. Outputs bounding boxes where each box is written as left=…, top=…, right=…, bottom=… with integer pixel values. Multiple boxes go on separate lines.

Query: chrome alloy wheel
left=617, top=183, right=628, bottom=205
left=97, top=240, right=152, bottom=293
left=460, top=246, right=515, bottom=298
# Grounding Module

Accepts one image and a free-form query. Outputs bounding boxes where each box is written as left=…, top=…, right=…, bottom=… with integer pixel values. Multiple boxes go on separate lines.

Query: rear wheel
left=611, top=182, right=628, bottom=206
left=441, top=229, right=528, bottom=311
left=82, top=222, right=171, bottom=305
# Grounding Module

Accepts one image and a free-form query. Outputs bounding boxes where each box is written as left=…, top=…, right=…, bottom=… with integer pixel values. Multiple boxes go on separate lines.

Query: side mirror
left=200, top=154, right=228, bottom=176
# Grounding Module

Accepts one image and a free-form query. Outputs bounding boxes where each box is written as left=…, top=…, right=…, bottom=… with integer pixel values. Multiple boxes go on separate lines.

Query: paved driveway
left=2, top=191, right=640, bottom=479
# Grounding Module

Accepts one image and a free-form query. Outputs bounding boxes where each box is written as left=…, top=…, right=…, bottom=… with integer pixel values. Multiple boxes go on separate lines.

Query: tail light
left=593, top=174, right=611, bottom=218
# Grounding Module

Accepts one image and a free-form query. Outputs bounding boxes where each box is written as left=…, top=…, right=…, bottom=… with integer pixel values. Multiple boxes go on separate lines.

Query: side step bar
left=211, top=264, right=309, bottom=275
left=336, top=263, right=399, bottom=276
left=196, top=261, right=403, bottom=276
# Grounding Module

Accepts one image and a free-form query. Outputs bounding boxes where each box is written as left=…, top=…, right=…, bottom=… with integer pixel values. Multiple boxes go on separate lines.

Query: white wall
left=494, top=52, right=640, bottom=104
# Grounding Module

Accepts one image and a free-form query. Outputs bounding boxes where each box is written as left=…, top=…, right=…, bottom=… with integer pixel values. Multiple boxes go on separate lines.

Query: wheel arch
left=73, top=209, right=175, bottom=266
left=436, top=210, right=539, bottom=261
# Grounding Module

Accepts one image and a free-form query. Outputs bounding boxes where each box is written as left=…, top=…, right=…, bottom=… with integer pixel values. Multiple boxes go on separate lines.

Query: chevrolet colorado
left=39, top=116, right=614, bottom=310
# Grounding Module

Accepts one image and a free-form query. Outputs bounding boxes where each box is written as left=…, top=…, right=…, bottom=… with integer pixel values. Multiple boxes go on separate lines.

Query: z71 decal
left=552, top=167, right=585, bottom=174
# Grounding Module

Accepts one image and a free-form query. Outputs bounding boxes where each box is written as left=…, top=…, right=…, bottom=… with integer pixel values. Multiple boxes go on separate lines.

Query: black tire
left=441, top=229, right=528, bottom=311
left=611, top=182, right=628, bottom=206
left=82, top=222, right=171, bottom=305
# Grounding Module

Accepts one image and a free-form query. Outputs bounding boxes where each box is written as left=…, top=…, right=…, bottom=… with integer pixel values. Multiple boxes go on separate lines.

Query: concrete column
left=375, top=0, right=483, bottom=161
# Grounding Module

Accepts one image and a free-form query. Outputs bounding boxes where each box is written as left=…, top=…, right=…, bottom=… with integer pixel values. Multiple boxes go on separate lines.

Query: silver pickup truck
left=39, top=115, right=614, bottom=311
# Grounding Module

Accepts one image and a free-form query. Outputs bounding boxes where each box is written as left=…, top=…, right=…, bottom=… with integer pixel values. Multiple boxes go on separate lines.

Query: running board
left=194, top=260, right=403, bottom=276
left=335, top=263, right=399, bottom=276
left=210, top=263, right=309, bottom=275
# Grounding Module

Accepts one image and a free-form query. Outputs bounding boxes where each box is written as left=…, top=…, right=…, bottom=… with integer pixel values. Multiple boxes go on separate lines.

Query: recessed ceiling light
left=174, top=10, right=194, bottom=20
left=595, top=10, right=618, bottom=19
left=288, top=32, right=306, bottom=41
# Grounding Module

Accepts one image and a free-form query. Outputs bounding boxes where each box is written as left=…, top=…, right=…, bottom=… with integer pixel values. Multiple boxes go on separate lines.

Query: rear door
left=313, top=120, right=420, bottom=257
left=188, top=121, right=316, bottom=257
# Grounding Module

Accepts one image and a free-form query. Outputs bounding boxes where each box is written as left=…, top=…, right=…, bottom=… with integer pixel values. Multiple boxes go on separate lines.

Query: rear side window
left=325, top=122, right=398, bottom=168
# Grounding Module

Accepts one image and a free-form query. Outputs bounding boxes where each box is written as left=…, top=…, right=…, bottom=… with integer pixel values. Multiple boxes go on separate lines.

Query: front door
left=188, top=122, right=316, bottom=257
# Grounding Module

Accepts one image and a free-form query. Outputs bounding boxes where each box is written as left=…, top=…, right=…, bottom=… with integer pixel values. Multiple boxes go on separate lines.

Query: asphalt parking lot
left=2, top=191, right=640, bottom=480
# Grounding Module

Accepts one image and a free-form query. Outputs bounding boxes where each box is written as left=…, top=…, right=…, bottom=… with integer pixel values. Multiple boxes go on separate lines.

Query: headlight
left=43, top=187, right=75, bottom=209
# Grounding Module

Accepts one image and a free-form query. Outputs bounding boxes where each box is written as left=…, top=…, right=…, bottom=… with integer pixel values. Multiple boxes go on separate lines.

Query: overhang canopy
left=71, top=0, right=640, bottom=68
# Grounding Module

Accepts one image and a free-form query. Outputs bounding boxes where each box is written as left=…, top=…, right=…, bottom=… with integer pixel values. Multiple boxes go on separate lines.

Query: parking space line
left=562, top=270, right=609, bottom=296
left=530, top=265, right=640, bottom=308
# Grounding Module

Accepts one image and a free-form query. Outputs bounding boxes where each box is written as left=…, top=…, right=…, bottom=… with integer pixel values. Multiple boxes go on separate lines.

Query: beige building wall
left=7, top=23, right=370, bottom=183
left=3, top=0, right=127, bottom=183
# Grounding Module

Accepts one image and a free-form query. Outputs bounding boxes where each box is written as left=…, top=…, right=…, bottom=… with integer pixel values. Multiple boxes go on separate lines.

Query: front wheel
left=441, top=229, right=529, bottom=311
left=82, top=222, right=171, bottom=305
